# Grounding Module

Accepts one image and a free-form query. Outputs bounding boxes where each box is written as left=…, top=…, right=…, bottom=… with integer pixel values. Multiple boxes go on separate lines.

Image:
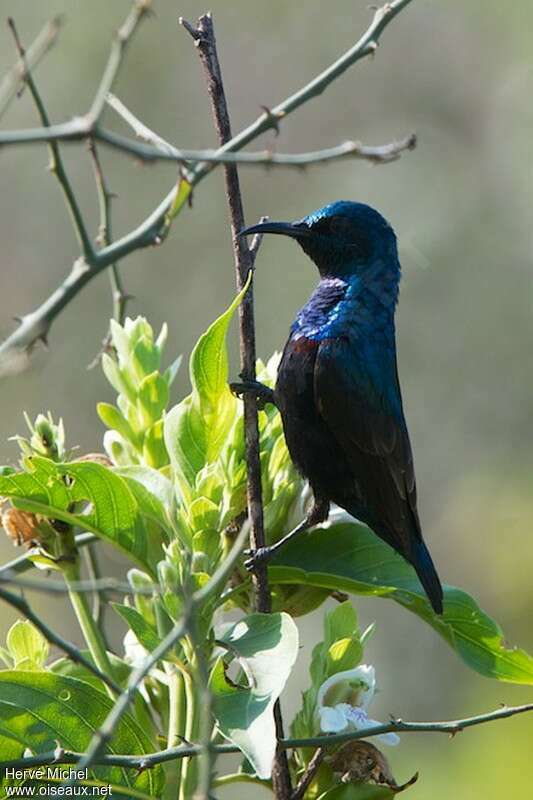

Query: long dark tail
left=411, top=538, right=443, bottom=614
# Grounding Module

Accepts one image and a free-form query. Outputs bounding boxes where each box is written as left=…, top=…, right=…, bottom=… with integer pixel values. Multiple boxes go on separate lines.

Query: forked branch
left=0, top=0, right=415, bottom=373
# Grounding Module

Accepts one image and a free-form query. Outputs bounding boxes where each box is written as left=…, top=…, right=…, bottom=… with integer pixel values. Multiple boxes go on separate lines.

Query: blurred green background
left=1, top=0, right=532, bottom=797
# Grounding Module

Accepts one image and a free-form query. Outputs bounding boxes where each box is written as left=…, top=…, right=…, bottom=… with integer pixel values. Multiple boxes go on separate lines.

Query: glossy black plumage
left=241, top=202, right=443, bottom=613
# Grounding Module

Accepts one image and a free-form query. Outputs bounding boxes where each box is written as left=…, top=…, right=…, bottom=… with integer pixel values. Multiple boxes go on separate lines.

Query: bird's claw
left=229, top=381, right=276, bottom=410
left=229, top=381, right=246, bottom=399
left=244, top=546, right=272, bottom=572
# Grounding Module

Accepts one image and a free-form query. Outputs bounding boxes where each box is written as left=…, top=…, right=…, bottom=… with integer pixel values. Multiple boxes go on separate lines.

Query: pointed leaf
left=138, top=372, right=169, bottom=422
left=165, top=274, right=252, bottom=487
left=271, top=522, right=533, bottom=684
left=97, top=402, right=138, bottom=445
left=112, top=604, right=161, bottom=654
left=211, top=612, right=298, bottom=779
left=6, top=621, right=48, bottom=670
left=190, top=271, right=252, bottom=408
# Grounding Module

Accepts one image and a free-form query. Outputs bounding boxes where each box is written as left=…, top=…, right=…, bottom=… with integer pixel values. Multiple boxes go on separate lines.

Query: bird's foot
left=244, top=546, right=275, bottom=572
left=229, top=380, right=276, bottom=410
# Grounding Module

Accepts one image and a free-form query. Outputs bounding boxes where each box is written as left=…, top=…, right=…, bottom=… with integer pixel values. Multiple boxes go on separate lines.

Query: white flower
left=317, top=665, right=399, bottom=746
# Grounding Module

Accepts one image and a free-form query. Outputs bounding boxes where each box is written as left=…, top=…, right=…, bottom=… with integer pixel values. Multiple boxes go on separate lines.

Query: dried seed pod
left=1, top=506, right=40, bottom=547
left=327, top=740, right=418, bottom=792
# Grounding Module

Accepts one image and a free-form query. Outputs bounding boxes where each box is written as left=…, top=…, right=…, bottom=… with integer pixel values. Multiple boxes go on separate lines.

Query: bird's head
left=241, top=201, right=399, bottom=279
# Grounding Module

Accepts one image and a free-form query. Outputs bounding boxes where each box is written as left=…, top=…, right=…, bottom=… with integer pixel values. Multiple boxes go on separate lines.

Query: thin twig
left=0, top=115, right=417, bottom=168
left=87, top=0, right=153, bottom=127
left=0, top=1, right=151, bottom=148
left=88, top=139, right=129, bottom=326
left=2, top=701, right=533, bottom=772
left=105, top=92, right=416, bottom=167
left=181, top=13, right=292, bottom=799
left=0, top=0, right=415, bottom=370
left=0, top=571, right=157, bottom=595
left=0, top=0, right=414, bottom=154
left=0, top=1, right=152, bottom=371
left=0, top=15, right=63, bottom=120
left=106, top=92, right=178, bottom=156
left=0, top=586, right=121, bottom=694
left=87, top=138, right=130, bottom=367
left=291, top=748, right=325, bottom=800
left=1, top=113, right=416, bottom=166
left=7, top=17, right=94, bottom=262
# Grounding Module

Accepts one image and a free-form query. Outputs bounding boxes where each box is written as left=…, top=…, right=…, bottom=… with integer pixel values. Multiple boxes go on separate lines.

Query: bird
left=237, top=201, right=443, bottom=615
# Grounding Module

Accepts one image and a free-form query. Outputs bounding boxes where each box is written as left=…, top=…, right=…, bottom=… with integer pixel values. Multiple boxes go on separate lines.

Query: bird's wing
left=313, top=335, right=420, bottom=553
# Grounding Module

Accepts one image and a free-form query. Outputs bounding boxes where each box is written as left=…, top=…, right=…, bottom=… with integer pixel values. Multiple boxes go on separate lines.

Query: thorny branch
left=1, top=700, right=533, bottom=772
left=0, top=0, right=153, bottom=373
left=7, top=18, right=94, bottom=263
left=106, top=90, right=416, bottom=168
left=88, top=139, right=129, bottom=328
left=0, top=0, right=415, bottom=373
left=0, top=15, right=63, bottom=119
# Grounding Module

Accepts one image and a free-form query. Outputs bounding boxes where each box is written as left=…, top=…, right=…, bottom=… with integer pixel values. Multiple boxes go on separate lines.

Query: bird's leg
left=229, top=379, right=277, bottom=410
left=245, top=496, right=330, bottom=571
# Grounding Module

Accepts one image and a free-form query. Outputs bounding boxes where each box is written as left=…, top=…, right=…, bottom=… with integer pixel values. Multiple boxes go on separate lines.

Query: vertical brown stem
left=180, top=13, right=292, bottom=799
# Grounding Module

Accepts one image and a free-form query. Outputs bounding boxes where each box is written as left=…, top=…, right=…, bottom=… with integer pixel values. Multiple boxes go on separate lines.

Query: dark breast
left=275, top=334, right=355, bottom=502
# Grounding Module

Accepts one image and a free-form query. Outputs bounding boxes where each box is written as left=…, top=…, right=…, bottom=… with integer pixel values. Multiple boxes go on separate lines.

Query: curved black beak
left=239, top=220, right=312, bottom=239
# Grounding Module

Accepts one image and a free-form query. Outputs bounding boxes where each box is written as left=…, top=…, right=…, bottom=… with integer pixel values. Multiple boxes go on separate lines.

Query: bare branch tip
left=7, top=17, right=24, bottom=55
left=179, top=17, right=201, bottom=40
left=51, top=14, right=65, bottom=29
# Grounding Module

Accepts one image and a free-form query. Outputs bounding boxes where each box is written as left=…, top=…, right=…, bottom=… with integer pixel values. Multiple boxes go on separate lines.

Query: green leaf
left=113, top=465, right=173, bottom=539
left=112, top=604, right=161, bottom=654
left=51, top=651, right=132, bottom=689
left=163, top=397, right=201, bottom=488
left=138, top=372, right=169, bottom=423
left=0, top=735, right=25, bottom=796
left=164, top=354, right=183, bottom=387
left=50, top=651, right=157, bottom=740
left=101, top=353, right=135, bottom=402
left=6, top=620, right=48, bottom=670
left=97, top=402, right=138, bottom=445
left=292, top=602, right=362, bottom=742
left=165, top=177, right=192, bottom=224
left=0, top=457, right=165, bottom=575
left=133, top=339, right=160, bottom=380
left=164, top=274, right=252, bottom=489
left=314, top=602, right=362, bottom=684
left=0, top=671, right=164, bottom=797
left=143, top=420, right=169, bottom=469
left=189, top=272, right=252, bottom=407
left=210, top=612, right=298, bottom=779
left=271, top=522, right=533, bottom=684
